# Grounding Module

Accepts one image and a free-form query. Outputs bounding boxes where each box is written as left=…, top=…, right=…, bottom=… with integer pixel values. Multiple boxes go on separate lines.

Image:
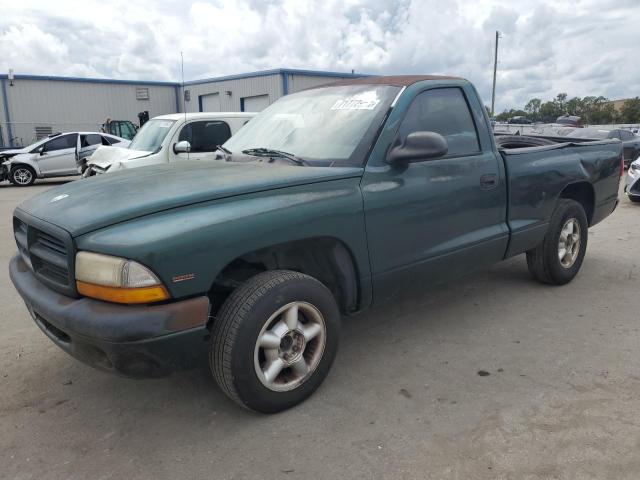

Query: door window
left=119, top=122, right=136, bottom=140
left=178, top=121, right=232, bottom=152
left=81, top=134, right=103, bottom=147
left=42, top=134, right=78, bottom=152
left=398, top=88, right=480, bottom=156
left=620, top=130, right=634, bottom=140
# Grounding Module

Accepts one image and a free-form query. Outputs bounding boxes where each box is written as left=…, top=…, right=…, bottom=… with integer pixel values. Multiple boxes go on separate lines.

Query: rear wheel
left=629, top=195, right=640, bottom=203
left=210, top=270, right=340, bottom=413
left=526, top=199, right=588, bottom=285
left=10, top=165, right=36, bottom=186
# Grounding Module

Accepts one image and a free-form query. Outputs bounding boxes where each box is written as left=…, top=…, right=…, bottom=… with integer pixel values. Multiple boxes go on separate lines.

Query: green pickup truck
left=10, top=75, right=623, bottom=413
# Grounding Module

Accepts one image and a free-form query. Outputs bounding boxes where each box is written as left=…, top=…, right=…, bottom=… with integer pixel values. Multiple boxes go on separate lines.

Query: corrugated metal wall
left=0, top=70, right=363, bottom=147
left=180, top=73, right=357, bottom=113
left=286, top=74, right=351, bottom=94
left=181, top=74, right=282, bottom=113
left=2, top=79, right=177, bottom=147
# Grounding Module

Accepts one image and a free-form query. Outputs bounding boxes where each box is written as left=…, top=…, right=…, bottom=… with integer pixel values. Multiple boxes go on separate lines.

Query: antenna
left=181, top=51, right=188, bottom=160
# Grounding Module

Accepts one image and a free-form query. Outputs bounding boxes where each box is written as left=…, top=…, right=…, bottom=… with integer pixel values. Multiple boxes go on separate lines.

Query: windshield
left=128, top=119, right=176, bottom=151
left=567, top=129, right=612, bottom=139
left=224, top=84, right=400, bottom=166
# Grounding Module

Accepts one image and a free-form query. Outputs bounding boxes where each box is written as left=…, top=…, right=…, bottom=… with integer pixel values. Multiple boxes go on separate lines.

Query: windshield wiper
left=242, top=148, right=307, bottom=166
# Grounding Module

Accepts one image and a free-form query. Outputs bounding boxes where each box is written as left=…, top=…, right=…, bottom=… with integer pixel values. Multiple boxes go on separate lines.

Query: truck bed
left=497, top=136, right=622, bottom=258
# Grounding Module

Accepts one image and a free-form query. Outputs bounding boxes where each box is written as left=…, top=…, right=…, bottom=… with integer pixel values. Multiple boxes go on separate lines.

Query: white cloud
left=0, top=0, right=639, bottom=111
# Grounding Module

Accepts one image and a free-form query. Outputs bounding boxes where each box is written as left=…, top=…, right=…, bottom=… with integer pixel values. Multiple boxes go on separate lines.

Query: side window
left=81, top=134, right=103, bottom=147
left=620, top=130, right=633, bottom=140
left=121, top=123, right=136, bottom=140
left=43, top=134, right=78, bottom=152
left=178, top=121, right=232, bottom=153
left=398, top=88, right=480, bottom=157
left=101, top=135, right=114, bottom=145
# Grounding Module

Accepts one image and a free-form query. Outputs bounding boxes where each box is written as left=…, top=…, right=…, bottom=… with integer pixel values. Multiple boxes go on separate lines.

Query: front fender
left=75, top=177, right=371, bottom=304
left=8, top=154, right=42, bottom=176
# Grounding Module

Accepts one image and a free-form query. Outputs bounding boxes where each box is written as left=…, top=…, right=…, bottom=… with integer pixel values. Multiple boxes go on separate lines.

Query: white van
left=85, top=112, right=256, bottom=175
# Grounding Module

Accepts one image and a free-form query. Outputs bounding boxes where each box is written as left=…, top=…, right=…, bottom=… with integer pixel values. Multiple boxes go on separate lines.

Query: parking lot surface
left=1, top=179, right=639, bottom=480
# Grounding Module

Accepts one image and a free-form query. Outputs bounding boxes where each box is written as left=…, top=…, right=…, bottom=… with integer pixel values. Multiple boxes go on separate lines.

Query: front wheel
left=210, top=270, right=340, bottom=413
left=10, top=165, right=36, bottom=186
left=526, top=199, right=588, bottom=285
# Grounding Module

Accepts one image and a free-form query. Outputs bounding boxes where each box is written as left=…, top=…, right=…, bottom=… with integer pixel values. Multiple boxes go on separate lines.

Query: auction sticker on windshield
left=158, top=122, right=173, bottom=128
left=330, top=91, right=380, bottom=110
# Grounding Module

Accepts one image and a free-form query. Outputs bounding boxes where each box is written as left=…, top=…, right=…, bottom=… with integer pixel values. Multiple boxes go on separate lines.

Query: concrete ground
left=1, top=178, right=639, bottom=480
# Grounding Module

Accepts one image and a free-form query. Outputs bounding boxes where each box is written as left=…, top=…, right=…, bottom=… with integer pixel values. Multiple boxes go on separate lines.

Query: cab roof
left=323, top=75, right=465, bottom=88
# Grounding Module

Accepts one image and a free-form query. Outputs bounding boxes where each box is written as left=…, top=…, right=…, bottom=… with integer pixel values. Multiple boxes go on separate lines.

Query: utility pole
left=491, top=31, right=500, bottom=117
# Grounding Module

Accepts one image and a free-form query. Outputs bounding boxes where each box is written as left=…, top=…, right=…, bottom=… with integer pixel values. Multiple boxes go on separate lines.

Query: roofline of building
left=183, top=68, right=367, bottom=86
left=0, top=74, right=179, bottom=87
left=0, top=68, right=368, bottom=88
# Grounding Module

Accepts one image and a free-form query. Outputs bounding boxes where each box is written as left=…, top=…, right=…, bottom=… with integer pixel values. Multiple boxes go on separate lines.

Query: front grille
left=13, top=214, right=77, bottom=296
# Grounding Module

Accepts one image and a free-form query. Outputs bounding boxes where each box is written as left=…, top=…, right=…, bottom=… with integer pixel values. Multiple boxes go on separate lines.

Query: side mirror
left=387, top=131, right=448, bottom=164
left=173, top=140, right=191, bottom=154
left=39, top=147, right=46, bottom=156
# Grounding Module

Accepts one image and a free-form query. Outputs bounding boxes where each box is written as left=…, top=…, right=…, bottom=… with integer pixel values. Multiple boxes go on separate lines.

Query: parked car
left=9, top=75, right=622, bottom=413
left=0, top=132, right=129, bottom=186
left=556, top=115, right=583, bottom=127
left=567, top=128, right=640, bottom=167
left=507, top=115, right=532, bottom=124
left=625, top=158, right=640, bottom=202
left=85, top=112, right=256, bottom=175
left=102, top=119, right=138, bottom=140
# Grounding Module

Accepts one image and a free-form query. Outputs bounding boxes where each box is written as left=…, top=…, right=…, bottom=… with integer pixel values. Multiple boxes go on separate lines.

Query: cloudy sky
left=1, top=0, right=638, bottom=112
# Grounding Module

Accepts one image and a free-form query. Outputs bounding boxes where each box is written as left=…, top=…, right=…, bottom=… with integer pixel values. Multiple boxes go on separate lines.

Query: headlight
left=75, top=251, right=169, bottom=304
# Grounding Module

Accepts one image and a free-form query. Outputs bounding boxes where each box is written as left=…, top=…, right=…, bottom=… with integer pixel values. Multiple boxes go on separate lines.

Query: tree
left=539, top=101, right=560, bottom=122
left=524, top=98, right=542, bottom=121
left=554, top=93, right=568, bottom=113
left=565, top=97, right=583, bottom=116
left=621, top=98, right=640, bottom=123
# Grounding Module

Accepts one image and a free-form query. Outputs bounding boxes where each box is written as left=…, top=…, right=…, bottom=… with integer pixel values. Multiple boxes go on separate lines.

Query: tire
left=629, top=196, right=640, bottom=203
left=10, top=165, right=36, bottom=186
left=210, top=270, right=340, bottom=413
left=495, top=135, right=556, bottom=149
left=526, top=199, right=588, bottom=285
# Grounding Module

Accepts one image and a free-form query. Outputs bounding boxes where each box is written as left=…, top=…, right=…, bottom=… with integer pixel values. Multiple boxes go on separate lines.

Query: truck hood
left=17, top=161, right=364, bottom=236
left=87, top=146, right=153, bottom=169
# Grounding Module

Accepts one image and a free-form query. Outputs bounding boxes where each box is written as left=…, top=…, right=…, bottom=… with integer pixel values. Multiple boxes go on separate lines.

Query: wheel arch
left=558, top=181, right=595, bottom=226
left=208, top=236, right=362, bottom=319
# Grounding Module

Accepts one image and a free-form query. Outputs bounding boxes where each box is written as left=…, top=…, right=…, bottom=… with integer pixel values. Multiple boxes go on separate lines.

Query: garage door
left=200, top=93, right=221, bottom=112
left=242, top=94, right=270, bottom=112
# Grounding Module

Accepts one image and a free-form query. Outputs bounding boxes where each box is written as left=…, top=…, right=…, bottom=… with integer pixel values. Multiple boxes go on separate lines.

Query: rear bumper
left=9, top=254, right=210, bottom=378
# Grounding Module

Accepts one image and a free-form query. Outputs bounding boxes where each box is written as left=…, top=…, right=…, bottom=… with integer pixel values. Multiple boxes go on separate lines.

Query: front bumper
left=9, top=254, right=210, bottom=378
left=626, top=169, right=640, bottom=198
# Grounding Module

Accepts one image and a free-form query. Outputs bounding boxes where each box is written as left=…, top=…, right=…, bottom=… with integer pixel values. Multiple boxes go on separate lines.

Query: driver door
left=37, top=133, right=79, bottom=176
left=361, top=87, right=508, bottom=304
left=169, top=120, right=232, bottom=162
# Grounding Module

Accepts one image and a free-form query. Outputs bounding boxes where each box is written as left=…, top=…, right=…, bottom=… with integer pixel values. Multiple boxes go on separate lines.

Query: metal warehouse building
left=0, top=68, right=362, bottom=148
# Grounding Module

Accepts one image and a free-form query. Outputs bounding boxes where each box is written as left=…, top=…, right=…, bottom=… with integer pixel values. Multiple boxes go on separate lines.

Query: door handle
left=480, top=174, right=498, bottom=190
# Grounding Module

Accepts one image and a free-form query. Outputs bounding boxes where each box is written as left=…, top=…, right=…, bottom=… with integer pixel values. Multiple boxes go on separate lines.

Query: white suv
left=0, top=132, right=129, bottom=186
